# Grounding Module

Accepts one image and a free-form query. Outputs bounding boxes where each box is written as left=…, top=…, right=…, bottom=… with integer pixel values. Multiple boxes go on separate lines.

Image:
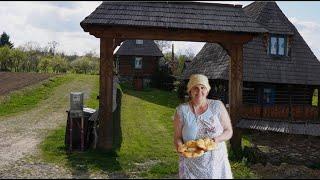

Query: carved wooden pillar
left=224, top=43, right=243, bottom=153
left=97, top=38, right=114, bottom=150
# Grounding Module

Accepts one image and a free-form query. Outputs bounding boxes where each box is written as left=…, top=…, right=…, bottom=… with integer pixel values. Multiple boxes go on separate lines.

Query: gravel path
left=0, top=75, right=107, bottom=178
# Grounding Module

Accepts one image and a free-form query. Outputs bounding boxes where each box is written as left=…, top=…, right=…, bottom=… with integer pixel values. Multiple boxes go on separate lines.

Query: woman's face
left=189, top=84, right=208, bottom=102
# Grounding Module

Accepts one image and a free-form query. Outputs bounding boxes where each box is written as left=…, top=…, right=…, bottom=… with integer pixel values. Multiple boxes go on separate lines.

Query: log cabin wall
left=118, top=55, right=159, bottom=77
left=241, top=82, right=319, bottom=122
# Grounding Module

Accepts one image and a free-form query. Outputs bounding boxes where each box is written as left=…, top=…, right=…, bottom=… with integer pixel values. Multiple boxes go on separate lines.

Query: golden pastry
left=204, top=137, right=216, bottom=151
left=196, top=139, right=206, bottom=150
left=185, top=140, right=197, bottom=148
left=178, top=138, right=217, bottom=158
left=192, top=149, right=205, bottom=158
left=178, top=144, right=187, bottom=153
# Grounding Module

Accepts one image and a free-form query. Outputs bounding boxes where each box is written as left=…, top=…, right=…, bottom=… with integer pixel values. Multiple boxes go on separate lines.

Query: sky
left=0, top=1, right=319, bottom=60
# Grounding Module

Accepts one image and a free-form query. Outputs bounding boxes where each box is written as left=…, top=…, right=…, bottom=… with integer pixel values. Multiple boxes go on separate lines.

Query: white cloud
left=0, top=1, right=101, bottom=56
left=0, top=1, right=319, bottom=60
left=289, top=17, right=320, bottom=60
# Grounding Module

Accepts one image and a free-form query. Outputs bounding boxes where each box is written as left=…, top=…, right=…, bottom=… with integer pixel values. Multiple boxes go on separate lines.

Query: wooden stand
left=69, top=115, right=73, bottom=153
left=80, top=116, right=84, bottom=151
left=67, top=111, right=85, bottom=153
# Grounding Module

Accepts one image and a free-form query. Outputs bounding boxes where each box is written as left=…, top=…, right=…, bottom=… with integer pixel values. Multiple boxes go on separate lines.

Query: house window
left=263, top=88, right=275, bottom=105
left=136, top=40, right=143, bottom=45
left=269, top=35, right=286, bottom=56
left=135, top=57, right=142, bottom=69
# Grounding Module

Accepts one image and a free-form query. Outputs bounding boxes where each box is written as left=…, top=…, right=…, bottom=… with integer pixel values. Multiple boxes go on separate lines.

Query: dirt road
left=0, top=75, right=107, bottom=178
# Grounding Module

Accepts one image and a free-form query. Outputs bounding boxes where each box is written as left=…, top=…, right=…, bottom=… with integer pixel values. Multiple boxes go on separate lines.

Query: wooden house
left=181, top=1, right=320, bottom=135
left=114, top=39, right=164, bottom=89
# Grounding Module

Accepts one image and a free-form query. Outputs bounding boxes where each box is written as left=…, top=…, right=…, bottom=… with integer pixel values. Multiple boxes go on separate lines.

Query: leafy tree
left=70, top=56, right=90, bottom=74
left=10, top=48, right=27, bottom=72
left=50, top=55, right=68, bottom=73
left=38, top=56, right=52, bottom=73
left=0, top=45, right=11, bottom=71
left=0, top=32, right=14, bottom=48
left=70, top=56, right=99, bottom=74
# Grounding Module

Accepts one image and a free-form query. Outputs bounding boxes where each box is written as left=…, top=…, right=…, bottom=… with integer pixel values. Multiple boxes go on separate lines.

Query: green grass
left=40, top=82, right=258, bottom=178
left=0, top=74, right=75, bottom=117
left=85, top=75, right=100, bottom=109
left=312, top=89, right=318, bottom=106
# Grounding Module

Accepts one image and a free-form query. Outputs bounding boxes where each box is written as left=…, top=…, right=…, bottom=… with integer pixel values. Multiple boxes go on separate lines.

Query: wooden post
left=97, top=38, right=114, bottom=150
left=288, top=85, right=292, bottom=121
left=69, top=112, right=72, bottom=153
left=227, top=43, right=243, bottom=155
left=259, top=84, right=264, bottom=119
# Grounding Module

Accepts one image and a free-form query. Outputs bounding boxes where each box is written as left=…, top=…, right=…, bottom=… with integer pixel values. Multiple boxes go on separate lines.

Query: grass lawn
left=40, top=80, right=258, bottom=178
left=312, top=89, right=318, bottom=106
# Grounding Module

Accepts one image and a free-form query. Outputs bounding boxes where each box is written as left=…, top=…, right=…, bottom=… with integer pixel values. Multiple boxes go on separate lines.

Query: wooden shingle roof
left=80, top=2, right=267, bottom=34
left=115, top=40, right=163, bottom=57
left=244, top=1, right=294, bottom=35
left=182, top=1, right=320, bottom=85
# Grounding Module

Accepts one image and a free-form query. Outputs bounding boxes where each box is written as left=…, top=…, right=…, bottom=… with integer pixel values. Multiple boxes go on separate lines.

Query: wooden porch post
left=227, top=44, right=243, bottom=154
left=288, top=84, right=293, bottom=121
left=97, top=38, right=114, bottom=150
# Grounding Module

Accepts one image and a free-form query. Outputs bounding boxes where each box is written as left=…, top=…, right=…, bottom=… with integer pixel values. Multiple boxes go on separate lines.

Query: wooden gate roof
left=80, top=1, right=269, bottom=151
left=80, top=2, right=267, bottom=35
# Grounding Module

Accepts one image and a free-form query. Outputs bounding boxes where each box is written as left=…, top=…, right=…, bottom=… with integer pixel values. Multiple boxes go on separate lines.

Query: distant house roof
left=115, top=40, right=164, bottom=57
left=181, top=43, right=229, bottom=80
left=182, top=1, right=320, bottom=85
left=80, top=2, right=267, bottom=34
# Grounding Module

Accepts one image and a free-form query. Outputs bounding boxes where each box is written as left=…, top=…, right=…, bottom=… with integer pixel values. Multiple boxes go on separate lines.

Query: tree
left=38, top=56, right=51, bottom=73
left=70, top=56, right=99, bottom=74
left=50, top=55, right=68, bottom=73
left=47, top=41, right=59, bottom=55
left=0, top=32, right=14, bottom=48
left=10, top=48, right=27, bottom=72
left=70, top=56, right=90, bottom=74
left=0, top=45, right=11, bottom=71
left=154, top=40, right=171, bottom=52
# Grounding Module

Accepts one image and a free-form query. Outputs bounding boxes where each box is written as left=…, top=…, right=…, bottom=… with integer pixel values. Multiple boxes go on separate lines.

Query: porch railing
left=241, top=104, right=319, bottom=122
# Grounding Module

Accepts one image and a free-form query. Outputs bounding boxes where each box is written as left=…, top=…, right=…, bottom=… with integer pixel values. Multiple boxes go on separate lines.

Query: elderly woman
left=173, top=74, right=233, bottom=179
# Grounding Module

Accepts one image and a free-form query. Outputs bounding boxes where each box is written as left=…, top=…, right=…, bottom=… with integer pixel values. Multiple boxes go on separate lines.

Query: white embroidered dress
left=175, top=99, right=233, bottom=179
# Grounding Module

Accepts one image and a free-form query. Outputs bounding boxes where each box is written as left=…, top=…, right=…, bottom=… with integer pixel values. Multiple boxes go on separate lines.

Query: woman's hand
left=212, top=137, right=220, bottom=144
left=176, top=142, right=184, bottom=152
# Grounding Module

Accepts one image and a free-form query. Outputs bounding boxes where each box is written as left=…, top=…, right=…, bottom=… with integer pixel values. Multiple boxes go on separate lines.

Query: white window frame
left=269, top=34, right=287, bottom=56
left=135, top=57, right=142, bottom=69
